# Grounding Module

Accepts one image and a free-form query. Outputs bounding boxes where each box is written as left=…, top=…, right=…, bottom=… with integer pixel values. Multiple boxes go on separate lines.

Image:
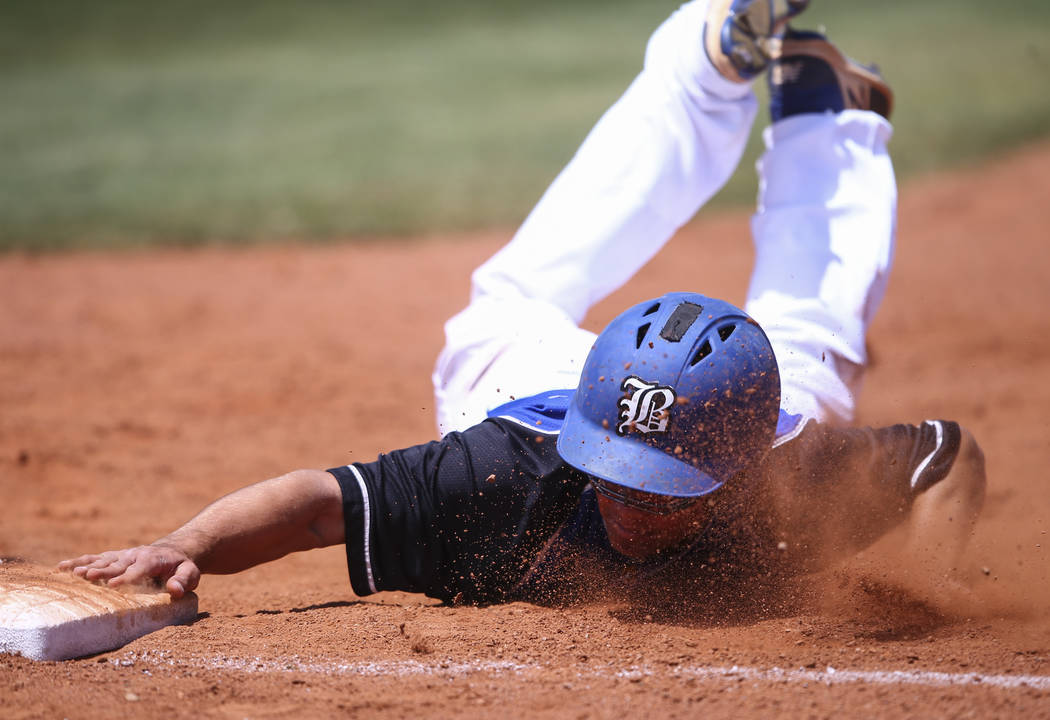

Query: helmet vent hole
left=718, top=324, right=736, bottom=342
left=642, top=303, right=661, bottom=317
left=690, top=340, right=712, bottom=366
left=635, top=323, right=651, bottom=349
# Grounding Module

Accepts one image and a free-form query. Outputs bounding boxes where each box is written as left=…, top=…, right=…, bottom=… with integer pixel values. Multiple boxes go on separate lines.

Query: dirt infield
left=3, top=141, right=1050, bottom=718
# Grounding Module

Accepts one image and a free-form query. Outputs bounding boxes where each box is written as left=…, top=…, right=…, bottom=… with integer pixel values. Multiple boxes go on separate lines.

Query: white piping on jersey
left=347, top=464, right=378, bottom=594
left=772, top=415, right=811, bottom=448
left=910, top=420, right=944, bottom=489
left=494, top=415, right=562, bottom=435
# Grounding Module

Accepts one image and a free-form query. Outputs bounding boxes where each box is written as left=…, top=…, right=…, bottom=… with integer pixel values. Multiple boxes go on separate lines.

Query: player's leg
left=434, top=0, right=805, bottom=435
left=434, top=295, right=598, bottom=436
left=745, top=30, right=896, bottom=423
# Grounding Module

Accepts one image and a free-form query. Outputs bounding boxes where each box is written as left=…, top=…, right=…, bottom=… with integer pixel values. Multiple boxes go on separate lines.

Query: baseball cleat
left=704, top=0, right=811, bottom=83
left=769, top=28, right=894, bottom=121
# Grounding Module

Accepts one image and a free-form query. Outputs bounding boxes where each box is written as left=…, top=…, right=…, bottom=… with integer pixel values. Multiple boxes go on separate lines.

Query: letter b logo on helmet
left=617, top=377, right=676, bottom=435
left=556, top=292, right=781, bottom=498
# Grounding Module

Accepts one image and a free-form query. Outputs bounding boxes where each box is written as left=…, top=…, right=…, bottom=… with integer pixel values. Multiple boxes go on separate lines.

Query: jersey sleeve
left=328, top=418, right=588, bottom=604
left=788, top=418, right=963, bottom=497
left=756, top=418, right=964, bottom=567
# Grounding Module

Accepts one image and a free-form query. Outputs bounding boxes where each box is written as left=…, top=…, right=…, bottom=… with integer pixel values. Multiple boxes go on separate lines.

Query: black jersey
left=329, top=393, right=961, bottom=605
left=329, top=417, right=589, bottom=604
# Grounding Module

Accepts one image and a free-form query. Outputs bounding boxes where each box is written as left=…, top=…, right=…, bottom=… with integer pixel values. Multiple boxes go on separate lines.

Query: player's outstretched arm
left=58, top=469, right=344, bottom=598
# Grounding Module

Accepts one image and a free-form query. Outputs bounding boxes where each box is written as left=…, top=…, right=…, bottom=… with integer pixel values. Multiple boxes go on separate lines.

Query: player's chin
left=604, top=521, right=668, bottom=560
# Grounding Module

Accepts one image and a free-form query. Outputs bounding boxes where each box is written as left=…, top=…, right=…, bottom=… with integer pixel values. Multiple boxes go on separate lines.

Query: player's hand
left=58, top=544, right=201, bottom=599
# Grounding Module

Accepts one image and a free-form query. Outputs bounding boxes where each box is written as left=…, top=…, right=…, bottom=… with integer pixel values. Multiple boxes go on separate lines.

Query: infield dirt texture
left=2, top=140, right=1050, bottom=717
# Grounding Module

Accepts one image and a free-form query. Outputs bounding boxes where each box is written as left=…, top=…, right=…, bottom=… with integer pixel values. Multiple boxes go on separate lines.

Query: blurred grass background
left=2, top=0, right=1048, bottom=251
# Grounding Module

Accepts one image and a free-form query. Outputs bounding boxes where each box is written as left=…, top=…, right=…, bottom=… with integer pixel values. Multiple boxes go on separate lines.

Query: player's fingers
left=57, top=554, right=102, bottom=571
left=68, top=551, right=128, bottom=578
left=165, top=560, right=201, bottom=599
left=82, top=552, right=138, bottom=581
left=107, top=552, right=173, bottom=588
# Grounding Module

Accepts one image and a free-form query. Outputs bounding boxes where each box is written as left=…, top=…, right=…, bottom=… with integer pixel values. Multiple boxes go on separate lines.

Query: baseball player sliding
left=61, top=0, right=985, bottom=612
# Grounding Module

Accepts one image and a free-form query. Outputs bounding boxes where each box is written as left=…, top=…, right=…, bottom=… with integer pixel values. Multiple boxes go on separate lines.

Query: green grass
left=2, top=0, right=1049, bottom=250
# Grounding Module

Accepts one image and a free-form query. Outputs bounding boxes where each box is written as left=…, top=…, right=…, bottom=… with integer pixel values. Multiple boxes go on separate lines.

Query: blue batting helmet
left=556, top=292, right=781, bottom=497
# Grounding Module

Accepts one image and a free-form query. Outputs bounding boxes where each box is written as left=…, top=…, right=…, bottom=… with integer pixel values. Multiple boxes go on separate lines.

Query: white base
left=0, top=560, right=198, bottom=661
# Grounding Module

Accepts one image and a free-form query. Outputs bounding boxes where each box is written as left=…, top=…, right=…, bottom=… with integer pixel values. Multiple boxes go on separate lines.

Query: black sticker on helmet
left=659, top=302, right=703, bottom=342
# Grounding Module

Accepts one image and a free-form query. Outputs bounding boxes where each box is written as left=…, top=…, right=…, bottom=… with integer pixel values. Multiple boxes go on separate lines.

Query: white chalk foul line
left=670, top=665, right=1050, bottom=691
left=112, top=650, right=1050, bottom=692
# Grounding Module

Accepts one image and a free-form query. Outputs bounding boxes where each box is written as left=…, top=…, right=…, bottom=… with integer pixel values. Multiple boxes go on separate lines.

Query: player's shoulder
left=486, top=389, right=575, bottom=435
left=432, top=392, right=576, bottom=477
left=773, top=410, right=808, bottom=446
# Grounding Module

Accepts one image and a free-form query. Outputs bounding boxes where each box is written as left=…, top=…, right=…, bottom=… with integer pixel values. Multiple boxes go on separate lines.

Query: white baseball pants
left=433, top=0, right=896, bottom=435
